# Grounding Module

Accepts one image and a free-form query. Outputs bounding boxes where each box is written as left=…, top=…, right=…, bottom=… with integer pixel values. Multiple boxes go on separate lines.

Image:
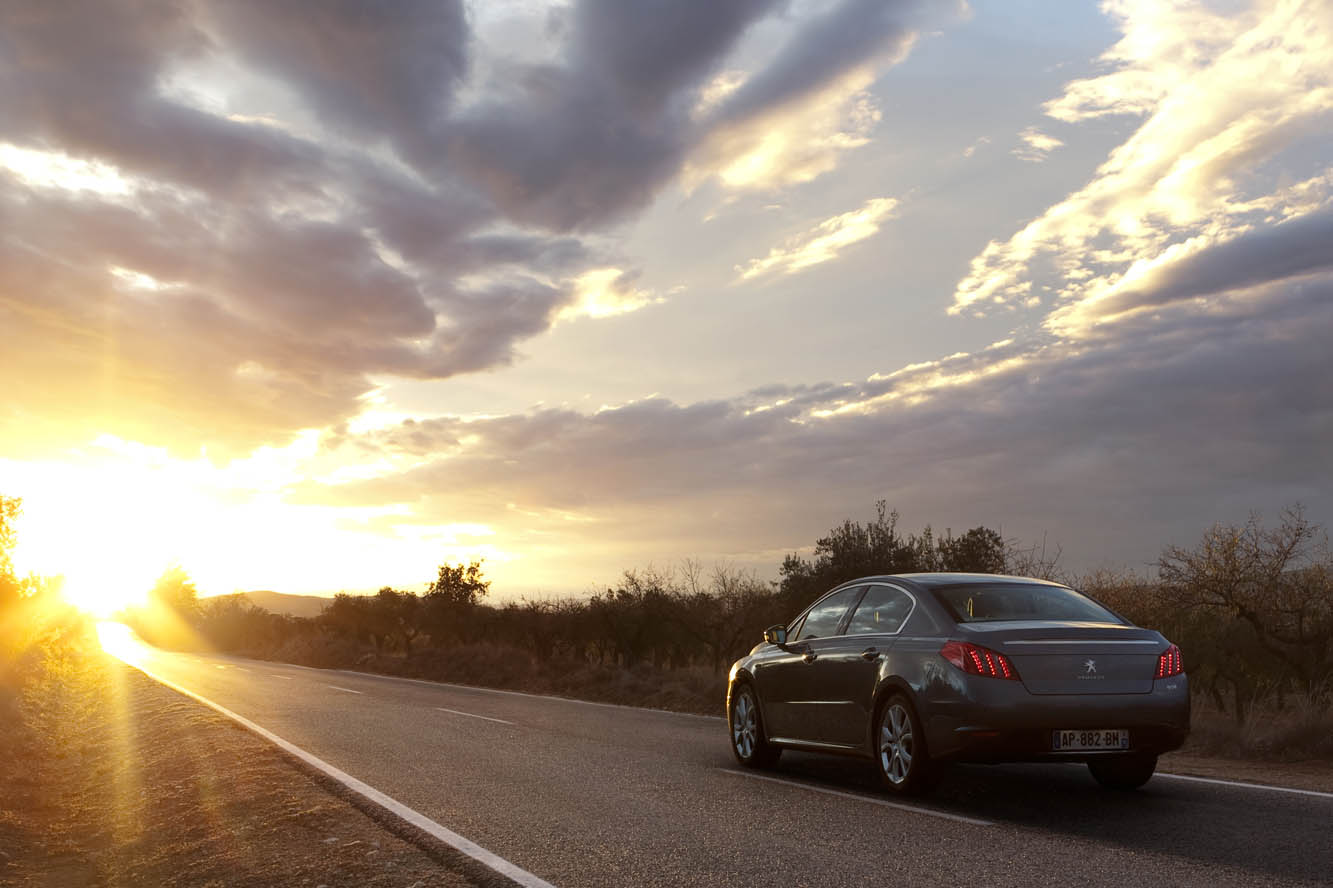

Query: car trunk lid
left=961, top=621, right=1164, bottom=695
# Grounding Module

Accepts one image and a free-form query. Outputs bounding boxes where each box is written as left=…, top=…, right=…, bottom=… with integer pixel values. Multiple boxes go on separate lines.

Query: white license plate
left=1052, top=729, right=1129, bottom=751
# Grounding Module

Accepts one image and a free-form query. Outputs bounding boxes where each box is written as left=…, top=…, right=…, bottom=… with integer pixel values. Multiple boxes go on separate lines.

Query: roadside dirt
left=0, top=644, right=492, bottom=888
left=1158, top=752, right=1333, bottom=794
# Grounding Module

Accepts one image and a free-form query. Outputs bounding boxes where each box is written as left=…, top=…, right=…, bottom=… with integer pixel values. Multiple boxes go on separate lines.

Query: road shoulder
left=0, top=645, right=486, bottom=887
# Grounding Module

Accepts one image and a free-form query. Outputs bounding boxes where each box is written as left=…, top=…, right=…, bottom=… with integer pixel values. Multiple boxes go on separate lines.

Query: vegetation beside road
left=119, top=501, right=1333, bottom=763
left=4, top=492, right=1332, bottom=763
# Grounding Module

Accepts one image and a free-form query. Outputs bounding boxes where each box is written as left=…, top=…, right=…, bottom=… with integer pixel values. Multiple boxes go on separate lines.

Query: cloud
left=444, top=0, right=787, bottom=231
left=1013, top=126, right=1064, bottom=162
left=201, top=0, right=469, bottom=165
left=737, top=197, right=899, bottom=280
left=0, top=0, right=948, bottom=458
left=687, top=64, right=886, bottom=192
left=686, top=0, right=940, bottom=193
left=1048, top=204, right=1333, bottom=335
left=951, top=0, right=1333, bottom=315
left=450, top=0, right=939, bottom=228
left=298, top=272, right=1333, bottom=579
left=962, top=136, right=991, bottom=158
left=557, top=268, right=659, bottom=321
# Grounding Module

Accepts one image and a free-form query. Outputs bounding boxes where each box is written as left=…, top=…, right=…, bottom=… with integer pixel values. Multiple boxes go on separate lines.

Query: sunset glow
left=1, top=0, right=1329, bottom=604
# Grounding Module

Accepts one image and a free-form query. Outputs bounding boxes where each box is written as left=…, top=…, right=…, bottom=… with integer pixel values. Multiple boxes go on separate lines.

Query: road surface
left=107, top=635, right=1333, bottom=887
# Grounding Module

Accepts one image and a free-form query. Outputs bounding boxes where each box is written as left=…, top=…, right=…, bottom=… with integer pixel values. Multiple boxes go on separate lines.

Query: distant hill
left=240, top=590, right=334, bottom=619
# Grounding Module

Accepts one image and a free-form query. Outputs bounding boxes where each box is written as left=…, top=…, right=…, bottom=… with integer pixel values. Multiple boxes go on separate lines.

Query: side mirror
left=763, top=624, right=788, bottom=646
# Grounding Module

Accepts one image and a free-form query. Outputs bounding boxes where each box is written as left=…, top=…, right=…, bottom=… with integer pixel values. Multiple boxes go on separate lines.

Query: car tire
left=729, top=682, right=781, bottom=768
left=875, top=694, right=937, bottom=795
left=1088, top=754, right=1158, bottom=790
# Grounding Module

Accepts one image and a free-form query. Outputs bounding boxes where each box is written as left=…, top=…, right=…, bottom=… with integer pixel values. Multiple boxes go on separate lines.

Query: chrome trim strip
left=1005, top=640, right=1160, bottom=646
left=842, top=582, right=918, bottom=638
left=768, top=737, right=862, bottom=752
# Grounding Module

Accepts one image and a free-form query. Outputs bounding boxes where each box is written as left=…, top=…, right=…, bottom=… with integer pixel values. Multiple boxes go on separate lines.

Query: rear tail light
left=1155, top=644, right=1183, bottom=679
left=941, top=641, right=1021, bottom=680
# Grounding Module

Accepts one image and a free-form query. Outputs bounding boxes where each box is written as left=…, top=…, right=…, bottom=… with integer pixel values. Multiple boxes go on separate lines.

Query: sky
left=2, top=0, right=1331, bottom=610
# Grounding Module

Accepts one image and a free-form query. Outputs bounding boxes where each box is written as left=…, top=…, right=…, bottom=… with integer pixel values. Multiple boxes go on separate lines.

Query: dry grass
left=338, top=642, right=726, bottom=716
left=1184, top=698, right=1333, bottom=762
left=0, top=626, right=482, bottom=887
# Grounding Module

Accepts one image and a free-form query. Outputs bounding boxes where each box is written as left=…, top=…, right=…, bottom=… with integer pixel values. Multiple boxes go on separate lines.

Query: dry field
left=0, top=633, right=489, bottom=888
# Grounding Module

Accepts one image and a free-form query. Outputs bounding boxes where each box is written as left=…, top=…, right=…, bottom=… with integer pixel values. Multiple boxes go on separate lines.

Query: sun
left=61, top=569, right=154, bottom=618
left=9, top=455, right=203, bottom=617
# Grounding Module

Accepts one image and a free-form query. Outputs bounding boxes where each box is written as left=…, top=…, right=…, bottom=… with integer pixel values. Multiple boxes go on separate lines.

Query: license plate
left=1052, top=729, right=1129, bottom=751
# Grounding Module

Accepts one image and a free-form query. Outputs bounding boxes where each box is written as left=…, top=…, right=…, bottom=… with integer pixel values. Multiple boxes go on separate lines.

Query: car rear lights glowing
left=940, top=641, right=1021, bottom=680
left=1155, top=644, right=1183, bottom=679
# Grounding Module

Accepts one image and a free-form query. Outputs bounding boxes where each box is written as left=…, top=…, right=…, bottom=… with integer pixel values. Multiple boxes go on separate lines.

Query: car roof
left=849, top=572, right=1069, bottom=589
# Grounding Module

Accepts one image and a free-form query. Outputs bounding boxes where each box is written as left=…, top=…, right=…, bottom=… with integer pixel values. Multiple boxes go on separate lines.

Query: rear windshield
left=931, top=583, right=1122, bottom=624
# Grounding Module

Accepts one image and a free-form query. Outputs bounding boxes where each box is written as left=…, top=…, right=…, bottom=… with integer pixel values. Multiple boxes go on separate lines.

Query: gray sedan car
left=726, top=573, right=1189, bottom=794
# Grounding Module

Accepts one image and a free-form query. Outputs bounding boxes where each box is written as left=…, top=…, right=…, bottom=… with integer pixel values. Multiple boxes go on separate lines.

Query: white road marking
left=326, top=685, right=364, bottom=695
left=234, top=667, right=252, bottom=673
left=114, top=660, right=559, bottom=888
left=271, top=675, right=294, bottom=680
left=337, top=668, right=722, bottom=720
left=437, top=707, right=516, bottom=726
left=717, top=768, right=994, bottom=826
left=1157, top=772, right=1333, bottom=799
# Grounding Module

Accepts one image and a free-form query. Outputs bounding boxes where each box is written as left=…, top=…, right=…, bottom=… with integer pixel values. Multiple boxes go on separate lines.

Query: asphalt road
left=115, top=640, right=1333, bottom=888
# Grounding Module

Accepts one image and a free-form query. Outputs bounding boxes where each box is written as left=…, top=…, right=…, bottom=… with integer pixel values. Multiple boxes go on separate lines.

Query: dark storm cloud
left=416, top=277, right=568, bottom=377
left=302, top=274, right=1333, bottom=571
left=203, top=0, right=469, bottom=165
left=1088, top=207, right=1333, bottom=320
left=0, top=0, right=329, bottom=199
left=447, top=0, right=932, bottom=230
left=1, top=0, right=941, bottom=456
left=573, top=0, right=783, bottom=111
left=711, top=0, right=922, bottom=125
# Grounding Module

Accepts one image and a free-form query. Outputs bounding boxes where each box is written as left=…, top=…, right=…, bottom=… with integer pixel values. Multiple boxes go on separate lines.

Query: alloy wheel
left=732, top=690, right=757, bottom=760
left=880, top=702, right=914, bottom=784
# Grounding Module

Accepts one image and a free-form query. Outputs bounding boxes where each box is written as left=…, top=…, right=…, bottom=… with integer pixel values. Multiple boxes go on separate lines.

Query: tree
left=674, top=561, right=778, bottom=671
left=373, top=587, right=422, bottom=655
left=588, top=567, right=676, bottom=668
left=149, top=565, right=199, bottom=621
left=1157, top=505, right=1333, bottom=722
left=0, top=495, right=20, bottom=611
left=779, top=502, right=1010, bottom=608
left=427, top=560, right=491, bottom=606
left=322, top=593, right=384, bottom=651
left=779, top=501, right=916, bottom=607
left=424, top=560, right=490, bottom=644
left=938, top=527, right=1007, bottom=574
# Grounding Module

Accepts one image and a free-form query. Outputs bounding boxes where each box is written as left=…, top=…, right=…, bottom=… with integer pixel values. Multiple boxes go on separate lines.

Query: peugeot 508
left=726, top=573, right=1189, bottom=794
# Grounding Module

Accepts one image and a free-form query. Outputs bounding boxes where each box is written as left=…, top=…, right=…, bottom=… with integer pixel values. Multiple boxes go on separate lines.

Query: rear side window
left=793, top=586, right=864, bottom=640
left=845, top=585, right=914, bottom=635
left=932, top=583, right=1122, bottom=624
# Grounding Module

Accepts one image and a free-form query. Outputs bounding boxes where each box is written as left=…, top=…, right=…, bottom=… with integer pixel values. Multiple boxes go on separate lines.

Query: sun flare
left=8, top=454, right=207, bottom=617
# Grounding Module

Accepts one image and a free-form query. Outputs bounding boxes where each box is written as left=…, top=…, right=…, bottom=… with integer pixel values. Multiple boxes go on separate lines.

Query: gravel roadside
left=0, top=647, right=494, bottom=887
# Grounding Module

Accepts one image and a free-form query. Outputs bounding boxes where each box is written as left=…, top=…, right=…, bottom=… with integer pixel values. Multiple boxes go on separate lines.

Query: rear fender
left=867, top=675, right=918, bottom=753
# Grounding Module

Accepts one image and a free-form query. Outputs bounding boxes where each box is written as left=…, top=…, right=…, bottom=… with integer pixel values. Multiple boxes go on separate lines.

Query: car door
left=753, top=585, right=865, bottom=743
left=805, top=583, right=918, bottom=747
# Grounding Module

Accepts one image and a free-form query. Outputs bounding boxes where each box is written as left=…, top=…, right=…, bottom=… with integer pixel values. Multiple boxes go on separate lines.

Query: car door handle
left=802, top=651, right=818, bottom=663
left=861, top=647, right=880, bottom=661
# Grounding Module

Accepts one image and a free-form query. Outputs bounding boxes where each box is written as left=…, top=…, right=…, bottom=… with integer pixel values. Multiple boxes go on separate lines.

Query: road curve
left=113, top=640, right=1332, bottom=888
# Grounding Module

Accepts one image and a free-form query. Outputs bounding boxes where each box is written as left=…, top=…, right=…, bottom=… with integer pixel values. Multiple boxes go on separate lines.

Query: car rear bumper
left=923, top=675, right=1190, bottom=763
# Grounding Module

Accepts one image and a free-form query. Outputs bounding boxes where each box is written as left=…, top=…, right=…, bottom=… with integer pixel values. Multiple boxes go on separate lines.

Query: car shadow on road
left=763, top=751, right=1331, bottom=885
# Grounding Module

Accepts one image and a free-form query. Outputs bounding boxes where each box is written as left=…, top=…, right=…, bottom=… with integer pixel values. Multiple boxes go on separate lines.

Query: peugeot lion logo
left=1077, top=658, right=1103, bottom=680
